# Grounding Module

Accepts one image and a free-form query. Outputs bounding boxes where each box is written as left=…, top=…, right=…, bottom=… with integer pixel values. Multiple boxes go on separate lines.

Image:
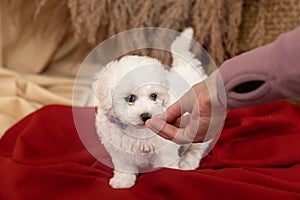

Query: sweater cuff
left=219, top=42, right=281, bottom=109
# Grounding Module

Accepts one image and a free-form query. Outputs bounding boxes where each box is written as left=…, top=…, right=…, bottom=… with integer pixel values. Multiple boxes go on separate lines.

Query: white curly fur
left=95, top=28, right=211, bottom=189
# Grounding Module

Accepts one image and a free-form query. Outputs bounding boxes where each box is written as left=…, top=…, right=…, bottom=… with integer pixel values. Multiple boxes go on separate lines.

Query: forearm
left=219, top=26, right=300, bottom=109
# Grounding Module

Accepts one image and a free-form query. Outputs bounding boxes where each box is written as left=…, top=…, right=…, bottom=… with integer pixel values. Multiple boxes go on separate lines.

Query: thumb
left=165, top=88, right=196, bottom=123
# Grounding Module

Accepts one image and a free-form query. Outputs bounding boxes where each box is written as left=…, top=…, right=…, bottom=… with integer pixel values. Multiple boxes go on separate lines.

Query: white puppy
left=95, top=28, right=211, bottom=189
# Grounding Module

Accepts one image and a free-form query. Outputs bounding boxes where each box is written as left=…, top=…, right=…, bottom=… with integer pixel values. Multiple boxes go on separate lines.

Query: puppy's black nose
left=140, top=113, right=152, bottom=123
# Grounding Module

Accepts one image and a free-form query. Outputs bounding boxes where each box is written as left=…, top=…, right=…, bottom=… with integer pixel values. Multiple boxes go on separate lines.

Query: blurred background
left=1, top=0, right=300, bottom=136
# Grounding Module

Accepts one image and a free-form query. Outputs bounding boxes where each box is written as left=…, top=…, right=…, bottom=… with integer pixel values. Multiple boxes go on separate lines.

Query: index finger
left=146, top=117, right=200, bottom=144
left=146, top=118, right=180, bottom=141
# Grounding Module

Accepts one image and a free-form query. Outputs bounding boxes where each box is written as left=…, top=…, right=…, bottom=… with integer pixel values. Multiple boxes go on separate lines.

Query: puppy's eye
left=125, top=94, right=136, bottom=104
left=150, top=93, right=157, bottom=101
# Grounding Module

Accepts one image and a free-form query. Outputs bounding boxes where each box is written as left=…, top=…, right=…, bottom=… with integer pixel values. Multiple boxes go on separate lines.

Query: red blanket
left=1, top=101, right=300, bottom=199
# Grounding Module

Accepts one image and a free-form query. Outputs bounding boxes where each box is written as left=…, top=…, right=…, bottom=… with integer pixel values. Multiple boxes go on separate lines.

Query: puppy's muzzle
left=140, top=113, right=152, bottom=123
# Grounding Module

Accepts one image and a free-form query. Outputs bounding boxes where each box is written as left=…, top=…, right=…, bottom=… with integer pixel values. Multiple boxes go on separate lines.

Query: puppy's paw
left=178, top=142, right=212, bottom=170
left=178, top=154, right=200, bottom=170
left=109, top=177, right=135, bottom=189
left=109, top=171, right=137, bottom=189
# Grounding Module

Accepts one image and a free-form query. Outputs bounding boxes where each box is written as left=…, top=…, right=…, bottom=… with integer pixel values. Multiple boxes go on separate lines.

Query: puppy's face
left=95, top=55, right=169, bottom=128
left=113, top=83, right=169, bottom=127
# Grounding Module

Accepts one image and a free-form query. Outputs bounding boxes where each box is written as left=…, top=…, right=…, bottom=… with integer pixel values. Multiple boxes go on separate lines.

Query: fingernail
left=145, top=119, right=151, bottom=127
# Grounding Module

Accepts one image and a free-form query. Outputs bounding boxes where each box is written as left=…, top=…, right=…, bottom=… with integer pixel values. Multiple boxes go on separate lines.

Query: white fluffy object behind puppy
left=95, top=55, right=182, bottom=189
left=95, top=28, right=211, bottom=189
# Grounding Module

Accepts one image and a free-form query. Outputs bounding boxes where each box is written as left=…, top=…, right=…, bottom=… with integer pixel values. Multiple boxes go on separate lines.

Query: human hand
left=146, top=71, right=227, bottom=144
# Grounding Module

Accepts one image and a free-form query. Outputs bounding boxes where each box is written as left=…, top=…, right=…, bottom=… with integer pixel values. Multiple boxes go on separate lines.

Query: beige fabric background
left=0, top=0, right=300, bottom=137
left=0, top=0, right=92, bottom=136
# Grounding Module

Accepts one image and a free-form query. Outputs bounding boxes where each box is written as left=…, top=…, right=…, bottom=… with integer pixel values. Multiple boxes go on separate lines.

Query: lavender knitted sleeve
left=219, top=26, right=300, bottom=109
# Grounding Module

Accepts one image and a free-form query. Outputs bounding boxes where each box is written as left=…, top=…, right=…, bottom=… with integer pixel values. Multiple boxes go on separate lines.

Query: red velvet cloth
left=1, top=101, right=300, bottom=199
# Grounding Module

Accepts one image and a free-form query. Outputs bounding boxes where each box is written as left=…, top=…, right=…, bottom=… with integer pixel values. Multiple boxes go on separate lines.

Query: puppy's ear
left=95, top=69, right=114, bottom=112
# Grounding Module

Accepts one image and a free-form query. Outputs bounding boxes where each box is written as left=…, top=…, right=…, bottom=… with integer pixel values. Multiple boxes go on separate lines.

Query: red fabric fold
left=1, top=101, right=300, bottom=199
